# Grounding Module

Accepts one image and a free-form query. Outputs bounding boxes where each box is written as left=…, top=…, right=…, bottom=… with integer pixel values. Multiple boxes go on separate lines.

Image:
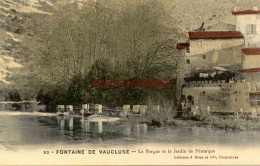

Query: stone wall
left=244, top=72, right=260, bottom=83
left=242, top=54, right=260, bottom=69
left=184, top=45, right=243, bottom=74
left=182, top=82, right=253, bottom=113
left=187, top=38, right=243, bottom=56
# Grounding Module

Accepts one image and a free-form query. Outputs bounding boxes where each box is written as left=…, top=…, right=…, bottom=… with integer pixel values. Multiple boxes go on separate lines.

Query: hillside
left=172, top=0, right=260, bottom=31
left=0, top=0, right=260, bottom=86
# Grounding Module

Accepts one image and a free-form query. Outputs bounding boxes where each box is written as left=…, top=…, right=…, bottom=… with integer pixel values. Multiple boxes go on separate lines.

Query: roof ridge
left=242, top=48, right=260, bottom=55
left=232, top=10, right=260, bottom=15
left=189, top=31, right=244, bottom=40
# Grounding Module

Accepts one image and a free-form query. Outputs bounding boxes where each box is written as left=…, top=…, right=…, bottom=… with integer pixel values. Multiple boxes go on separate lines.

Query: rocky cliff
left=0, top=0, right=259, bottom=86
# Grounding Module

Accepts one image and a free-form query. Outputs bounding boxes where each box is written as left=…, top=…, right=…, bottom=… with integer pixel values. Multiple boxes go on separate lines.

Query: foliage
left=19, top=1, right=182, bottom=109
left=195, top=113, right=260, bottom=131
left=146, top=95, right=177, bottom=125
left=6, top=90, right=22, bottom=102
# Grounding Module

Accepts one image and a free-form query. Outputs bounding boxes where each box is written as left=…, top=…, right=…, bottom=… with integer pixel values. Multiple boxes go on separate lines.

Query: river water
left=1, top=109, right=260, bottom=150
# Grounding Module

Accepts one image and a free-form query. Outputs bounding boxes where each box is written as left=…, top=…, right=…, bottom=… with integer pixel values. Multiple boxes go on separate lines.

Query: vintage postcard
left=1, top=0, right=260, bottom=165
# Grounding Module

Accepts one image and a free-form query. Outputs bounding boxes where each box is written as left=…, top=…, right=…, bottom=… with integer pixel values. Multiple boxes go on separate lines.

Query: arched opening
left=187, top=95, right=194, bottom=112
left=187, top=95, right=194, bottom=105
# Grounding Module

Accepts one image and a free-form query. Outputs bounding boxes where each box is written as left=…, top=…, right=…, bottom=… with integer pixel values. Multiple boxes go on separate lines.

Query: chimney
left=233, top=6, right=237, bottom=12
left=253, top=6, right=258, bottom=11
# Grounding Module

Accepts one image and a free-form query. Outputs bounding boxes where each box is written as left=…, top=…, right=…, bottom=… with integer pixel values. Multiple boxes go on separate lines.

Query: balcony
left=184, top=66, right=244, bottom=87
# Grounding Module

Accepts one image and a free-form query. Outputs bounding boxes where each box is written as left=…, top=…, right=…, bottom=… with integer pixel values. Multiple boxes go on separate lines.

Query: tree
left=19, top=0, right=184, bottom=108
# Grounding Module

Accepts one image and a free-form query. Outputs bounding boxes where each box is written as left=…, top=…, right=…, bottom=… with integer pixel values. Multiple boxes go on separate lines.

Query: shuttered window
left=246, top=24, right=256, bottom=34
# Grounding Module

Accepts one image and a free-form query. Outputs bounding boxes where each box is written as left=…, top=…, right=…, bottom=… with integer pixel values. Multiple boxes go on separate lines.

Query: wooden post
left=207, top=106, right=211, bottom=114
left=95, top=104, right=102, bottom=115
left=234, top=112, right=239, bottom=119
left=251, top=108, right=257, bottom=119
left=82, top=104, right=89, bottom=110
left=195, top=106, right=198, bottom=111
left=81, top=104, right=89, bottom=116
left=191, top=105, right=197, bottom=117
left=133, top=105, right=140, bottom=114
left=66, top=105, right=73, bottom=113
left=80, top=109, right=84, bottom=116
left=57, top=105, right=65, bottom=112
left=123, top=105, right=130, bottom=115
left=98, top=104, right=102, bottom=115
left=195, top=106, right=199, bottom=116
left=140, top=105, right=147, bottom=115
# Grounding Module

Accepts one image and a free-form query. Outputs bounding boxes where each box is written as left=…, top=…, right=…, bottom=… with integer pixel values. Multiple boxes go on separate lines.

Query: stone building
left=177, top=7, right=260, bottom=117
left=177, top=31, right=244, bottom=75
left=233, top=6, right=260, bottom=48
left=240, top=48, right=260, bottom=109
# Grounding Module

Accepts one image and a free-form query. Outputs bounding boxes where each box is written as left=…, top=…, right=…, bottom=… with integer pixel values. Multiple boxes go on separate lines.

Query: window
left=251, top=74, right=255, bottom=81
left=250, top=95, right=260, bottom=106
left=227, top=24, right=235, bottom=31
left=186, top=59, right=190, bottom=64
left=203, top=55, right=206, bottom=59
left=246, top=24, right=256, bottom=34
left=197, top=41, right=202, bottom=47
left=186, top=49, right=190, bottom=53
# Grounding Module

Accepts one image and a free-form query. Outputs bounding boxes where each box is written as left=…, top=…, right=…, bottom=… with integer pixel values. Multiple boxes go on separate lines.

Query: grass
left=124, top=112, right=260, bottom=131
left=197, top=114, right=260, bottom=131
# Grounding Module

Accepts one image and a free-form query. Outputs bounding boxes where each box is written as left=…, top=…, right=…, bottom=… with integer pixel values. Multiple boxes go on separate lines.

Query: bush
left=195, top=113, right=260, bottom=131
left=7, top=90, right=22, bottom=101
left=146, top=95, right=176, bottom=126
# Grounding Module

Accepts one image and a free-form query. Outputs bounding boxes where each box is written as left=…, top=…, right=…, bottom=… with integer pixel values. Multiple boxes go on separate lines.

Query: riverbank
left=37, top=109, right=260, bottom=131
left=122, top=114, right=260, bottom=131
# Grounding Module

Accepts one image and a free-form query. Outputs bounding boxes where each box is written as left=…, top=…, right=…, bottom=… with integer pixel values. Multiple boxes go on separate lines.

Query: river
left=1, top=109, right=260, bottom=151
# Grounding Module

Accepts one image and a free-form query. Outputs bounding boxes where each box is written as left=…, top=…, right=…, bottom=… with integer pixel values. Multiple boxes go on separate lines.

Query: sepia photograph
left=1, top=0, right=260, bottom=165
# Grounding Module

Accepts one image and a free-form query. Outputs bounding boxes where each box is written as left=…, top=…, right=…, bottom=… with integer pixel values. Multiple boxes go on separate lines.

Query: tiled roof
left=176, top=43, right=189, bottom=49
left=189, top=31, right=244, bottom=39
left=242, top=48, right=260, bottom=55
left=239, top=68, right=260, bottom=73
left=232, top=10, right=260, bottom=15
left=250, top=92, right=260, bottom=95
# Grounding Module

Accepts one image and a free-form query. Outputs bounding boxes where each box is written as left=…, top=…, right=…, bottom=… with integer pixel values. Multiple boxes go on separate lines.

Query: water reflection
left=98, top=121, right=103, bottom=134
left=86, top=121, right=90, bottom=132
left=52, top=116, right=149, bottom=142
left=0, top=113, right=260, bottom=147
left=124, top=126, right=131, bottom=137
left=69, top=118, right=73, bottom=130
